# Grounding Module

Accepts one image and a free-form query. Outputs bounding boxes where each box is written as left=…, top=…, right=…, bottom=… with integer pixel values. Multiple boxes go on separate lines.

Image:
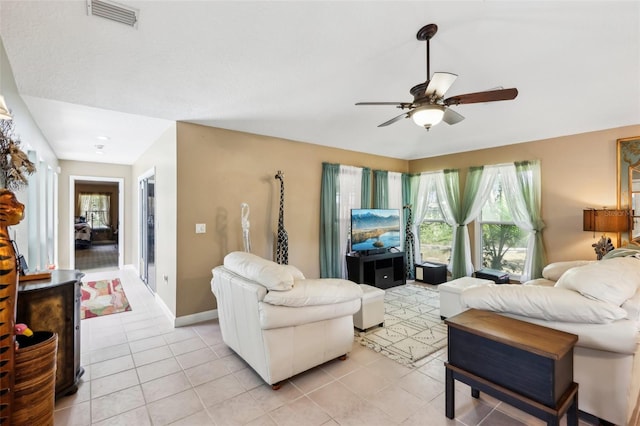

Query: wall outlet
left=195, top=223, right=206, bottom=234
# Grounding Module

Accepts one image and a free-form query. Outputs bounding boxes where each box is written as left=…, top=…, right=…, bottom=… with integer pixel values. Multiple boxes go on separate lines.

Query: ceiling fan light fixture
left=412, top=104, right=444, bottom=129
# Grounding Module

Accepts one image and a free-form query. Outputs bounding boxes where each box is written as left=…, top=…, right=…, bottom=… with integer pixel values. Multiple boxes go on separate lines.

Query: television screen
left=350, top=208, right=401, bottom=252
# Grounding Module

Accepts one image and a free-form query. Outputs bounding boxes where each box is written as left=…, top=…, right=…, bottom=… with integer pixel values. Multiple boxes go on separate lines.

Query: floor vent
left=86, top=0, right=139, bottom=28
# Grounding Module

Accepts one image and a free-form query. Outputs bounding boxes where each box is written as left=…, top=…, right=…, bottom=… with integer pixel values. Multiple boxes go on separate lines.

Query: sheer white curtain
left=411, top=172, right=439, bottom=264
left=499, top=163, right=541, bottom=282
left=455, top=166, right=500, bottom=276
left=338, top=165, right=362, bottom=278
left=387, top=172, right=403, bottom=210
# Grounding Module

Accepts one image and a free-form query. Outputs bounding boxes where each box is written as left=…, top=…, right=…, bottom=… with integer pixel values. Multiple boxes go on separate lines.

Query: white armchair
left=211, top=252, right=362, bottom=388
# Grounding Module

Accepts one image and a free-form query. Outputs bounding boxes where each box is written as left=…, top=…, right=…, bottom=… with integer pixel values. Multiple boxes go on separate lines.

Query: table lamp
left=583, top=208, right=630, bottom=259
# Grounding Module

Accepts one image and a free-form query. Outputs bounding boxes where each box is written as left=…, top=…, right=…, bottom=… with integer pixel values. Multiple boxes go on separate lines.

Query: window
left=78, top=193, right=111, bottom=229
left=418, top=190, right=452, bottom=264
left=477, top=172, right=528, bottom=276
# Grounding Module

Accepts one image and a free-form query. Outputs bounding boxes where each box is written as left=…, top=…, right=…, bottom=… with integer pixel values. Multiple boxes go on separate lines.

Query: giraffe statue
left=274, top=171, right=288, bottom=265
left=403, top=204, right=415, bottom=279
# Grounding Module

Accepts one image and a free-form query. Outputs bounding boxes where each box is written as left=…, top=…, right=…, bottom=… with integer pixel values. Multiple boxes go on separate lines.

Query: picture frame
left=616, top=136, right=640, bottom=246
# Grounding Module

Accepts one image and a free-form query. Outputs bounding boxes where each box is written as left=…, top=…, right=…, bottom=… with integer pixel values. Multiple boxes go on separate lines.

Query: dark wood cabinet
left=346, top=251, right=406, bottom=289
left=17, top=270, right=84, bottom=399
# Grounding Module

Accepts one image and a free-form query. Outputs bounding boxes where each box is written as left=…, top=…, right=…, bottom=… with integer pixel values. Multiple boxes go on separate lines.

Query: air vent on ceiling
left=87, top=0, right=139, bottom=28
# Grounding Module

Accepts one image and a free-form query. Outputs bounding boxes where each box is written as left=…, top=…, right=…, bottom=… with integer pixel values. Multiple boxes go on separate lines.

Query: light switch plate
left=195, top=223, right=206, bottom=233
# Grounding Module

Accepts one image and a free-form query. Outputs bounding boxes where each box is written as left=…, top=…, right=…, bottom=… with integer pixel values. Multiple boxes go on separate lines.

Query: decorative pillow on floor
left=555, top=257, right=640, bottom=306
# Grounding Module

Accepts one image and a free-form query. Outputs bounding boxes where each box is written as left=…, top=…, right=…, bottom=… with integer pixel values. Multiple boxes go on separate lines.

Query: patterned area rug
left=355, top=283, right=446, bottom=367
left=81, top=278, right=131, bottom=319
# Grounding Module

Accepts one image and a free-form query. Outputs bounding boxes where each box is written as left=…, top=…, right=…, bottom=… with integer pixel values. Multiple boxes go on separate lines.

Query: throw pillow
left=263, top=278, right=363, bottom=307
left=555, top=257, right=640, bottom=306
left=223, top=251, right=295, bottom=291
left=541, top=260, right=594, bottom=281
left=461, top=284, right=627, bottom=324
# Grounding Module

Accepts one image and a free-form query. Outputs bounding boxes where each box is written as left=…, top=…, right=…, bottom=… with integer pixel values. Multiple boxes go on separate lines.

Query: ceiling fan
left=356, top=23, right=518, bottom=130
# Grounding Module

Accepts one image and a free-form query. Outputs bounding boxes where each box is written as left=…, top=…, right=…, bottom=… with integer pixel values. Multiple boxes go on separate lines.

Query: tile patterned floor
left=54, top=269, right=597, bottom=425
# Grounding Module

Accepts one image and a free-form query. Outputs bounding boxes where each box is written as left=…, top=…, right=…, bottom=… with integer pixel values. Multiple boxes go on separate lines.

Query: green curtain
left=320, top=163, right=340, bottom=277
left=373, top=170, right=388, bottom=208
left=441, top=169, right=468, bottom=278
left=515, top=160, right=547, bottom=279
left=361, top=167, right=372, bottom=208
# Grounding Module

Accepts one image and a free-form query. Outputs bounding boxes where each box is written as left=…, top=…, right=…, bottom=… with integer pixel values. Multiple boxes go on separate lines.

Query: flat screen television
left=350, top=208, right=401, bottom=253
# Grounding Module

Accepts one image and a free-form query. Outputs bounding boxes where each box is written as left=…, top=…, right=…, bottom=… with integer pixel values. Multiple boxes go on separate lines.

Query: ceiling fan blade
left=442, top=107, right=465, bottom=125
left=356, top=102, right=412, bottom=108
left=425, top=72, right=457, bottom=98
left=444, top=88, right=518, bottom=106
left=378, top=112, right=409, bottom=127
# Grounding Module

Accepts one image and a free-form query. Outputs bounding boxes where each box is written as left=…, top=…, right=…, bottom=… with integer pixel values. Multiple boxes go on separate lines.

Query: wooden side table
left=445, top=309, right=579, bottom=426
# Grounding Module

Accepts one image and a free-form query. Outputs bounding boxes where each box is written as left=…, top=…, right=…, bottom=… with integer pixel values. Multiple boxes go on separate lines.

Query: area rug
left=81, top=278, right=131, bottom=319
left=355, top=283, right=447, bottom=367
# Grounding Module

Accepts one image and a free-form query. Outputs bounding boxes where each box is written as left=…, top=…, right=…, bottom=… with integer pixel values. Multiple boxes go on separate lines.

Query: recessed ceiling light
left=96, top=136, right=110, bottom=141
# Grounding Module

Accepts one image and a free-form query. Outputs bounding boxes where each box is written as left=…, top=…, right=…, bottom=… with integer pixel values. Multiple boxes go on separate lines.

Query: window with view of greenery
left=418, top=190, right=452, bottom=264
left=478, top=173, right=528, bottom=276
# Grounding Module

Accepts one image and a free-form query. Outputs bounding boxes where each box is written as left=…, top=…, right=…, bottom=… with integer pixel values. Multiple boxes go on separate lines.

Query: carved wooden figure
left=0, top=189, right=25, bottom=424
left=404, top=205, right=415, bottom=279
left=274, top=171, right=288, bottom=265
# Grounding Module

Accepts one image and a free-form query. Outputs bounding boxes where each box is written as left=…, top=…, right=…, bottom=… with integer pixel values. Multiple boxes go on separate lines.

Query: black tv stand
left=346, top=251, right=406, bottom=289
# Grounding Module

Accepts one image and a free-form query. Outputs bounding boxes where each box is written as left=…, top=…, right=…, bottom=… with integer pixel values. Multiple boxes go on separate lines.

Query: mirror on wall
left=617, top=136, right=640, bottom=246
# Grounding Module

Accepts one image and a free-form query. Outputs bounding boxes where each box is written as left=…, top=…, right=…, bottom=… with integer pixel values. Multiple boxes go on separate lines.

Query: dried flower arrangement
left=0, top=119, right=36, bottom=191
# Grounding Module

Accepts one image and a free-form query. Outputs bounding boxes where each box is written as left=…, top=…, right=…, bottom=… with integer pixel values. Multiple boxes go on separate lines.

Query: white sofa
left=460, top=254, right=640, bottom=426
left=211, top=252, right=362, bottom=388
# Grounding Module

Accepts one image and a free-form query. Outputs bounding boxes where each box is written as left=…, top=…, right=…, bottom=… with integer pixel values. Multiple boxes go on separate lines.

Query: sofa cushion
left=555, top=257, right=640, bottom=306
left=461, top=284, right=627, bottom=324
left=542, top=260, right=594, bottom=281
left=263, top=278, right=363, bottom=307
left=259, top=299, right=361, bottom=330
left=223, top=251, right=295, bottom=291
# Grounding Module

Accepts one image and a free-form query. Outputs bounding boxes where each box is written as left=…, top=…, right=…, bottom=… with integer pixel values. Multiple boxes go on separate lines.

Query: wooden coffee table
left=444, top=309, right=579, bottom=426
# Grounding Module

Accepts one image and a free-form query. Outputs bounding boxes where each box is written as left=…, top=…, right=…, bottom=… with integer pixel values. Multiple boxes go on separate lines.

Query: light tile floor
left=54, top=268, right=597, bottom=425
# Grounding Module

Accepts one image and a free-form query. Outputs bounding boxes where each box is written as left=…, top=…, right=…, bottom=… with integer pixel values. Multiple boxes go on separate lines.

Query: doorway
left=139, top=170, right=156, bottom=293
left=69, top=176, right=124, bottom=271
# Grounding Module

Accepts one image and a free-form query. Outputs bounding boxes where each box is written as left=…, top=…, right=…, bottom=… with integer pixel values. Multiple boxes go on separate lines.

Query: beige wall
left=132, top=124, right=178, bottom=316
left=58, top=161, right=132, bottom=269
left=175, top=122, right=407, bottom=317
left=409, top=125, right=640, bottom=263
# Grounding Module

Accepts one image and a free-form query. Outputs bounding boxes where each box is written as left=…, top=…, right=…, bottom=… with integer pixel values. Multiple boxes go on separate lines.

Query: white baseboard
left=154, top=294, right=218, bottom=327
left=175, top=309, right=218, bottom=327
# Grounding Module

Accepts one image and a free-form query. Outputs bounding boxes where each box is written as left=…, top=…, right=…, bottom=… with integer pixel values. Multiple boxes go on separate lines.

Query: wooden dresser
left=16, top=270, right=84, bottom=399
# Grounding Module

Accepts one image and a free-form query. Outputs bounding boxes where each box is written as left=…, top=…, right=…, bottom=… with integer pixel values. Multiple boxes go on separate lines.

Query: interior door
left=140, top=175, right=156, bottom=293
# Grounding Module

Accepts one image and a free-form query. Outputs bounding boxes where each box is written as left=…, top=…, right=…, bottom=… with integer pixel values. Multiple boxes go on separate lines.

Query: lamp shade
left=583, top=209, right=630, bottom=232
left=411, top=105, right=444, bottom=128
left=0, top=96, right=12, bottom=120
